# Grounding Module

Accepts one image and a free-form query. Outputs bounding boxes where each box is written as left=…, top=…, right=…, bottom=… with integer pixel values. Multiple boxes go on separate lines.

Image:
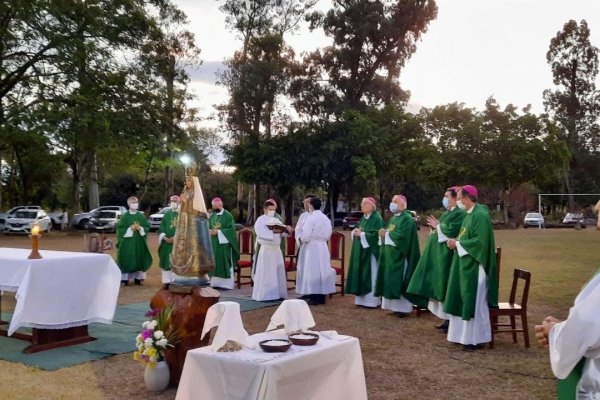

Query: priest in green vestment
left=116, top=196, right=152, bottom=286
left=407, top=187, right=466, bottom=330
left=345, top=197, right=384, bottom=308
left=444, top=185, right=498, bottom=350
left=158, top=195, right=180, bottom=289
left=375, top=194, right=424, bottom=316
left=208, top=197, right=240, bottom=290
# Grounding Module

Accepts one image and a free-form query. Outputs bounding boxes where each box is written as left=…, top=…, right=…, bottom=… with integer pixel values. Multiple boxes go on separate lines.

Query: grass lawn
left=0, top=227, right=598, bottom=400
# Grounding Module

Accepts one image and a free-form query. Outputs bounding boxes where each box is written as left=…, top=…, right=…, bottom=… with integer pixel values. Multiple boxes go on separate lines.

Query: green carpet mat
left=0, top=296, right=281, bottom=370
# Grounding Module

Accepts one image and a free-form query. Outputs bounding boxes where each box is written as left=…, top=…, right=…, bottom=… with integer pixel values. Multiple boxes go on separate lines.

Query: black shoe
left=120, top=280, right=129, bottom=286
left=395, top=312, right=410, bottom=318
left=134, top=279, right=144, bottom=286
left=462, top=344, right=485, bottom=351
left=435, top=320, right=449, bottom=330
left=162, top=283, right=170, bottom=290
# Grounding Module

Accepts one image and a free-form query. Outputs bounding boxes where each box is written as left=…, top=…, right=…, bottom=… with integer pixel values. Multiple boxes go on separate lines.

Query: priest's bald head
left=391, top=194, right=407, bottom=211
left=361, top=197, right=377, bottom=215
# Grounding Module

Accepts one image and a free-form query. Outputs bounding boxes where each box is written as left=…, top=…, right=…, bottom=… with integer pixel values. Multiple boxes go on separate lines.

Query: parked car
left=87, top=210, right=121, bottom=233
left=5, top=209, right=52, bottom=234
left=73, top=206, right=127, bottom=229
left=342, top=211, right=364, bottom=230
left=0, top=205, right=41, bottom=229
left=523, top=212, right=545, bottom=228
left=149, top=207, right=171, bottom=231
left=563, top=213, right=585, bottom=224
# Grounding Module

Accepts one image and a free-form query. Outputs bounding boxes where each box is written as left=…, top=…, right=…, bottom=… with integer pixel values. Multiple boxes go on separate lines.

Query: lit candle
left=28, top=223, right=42, bottom=259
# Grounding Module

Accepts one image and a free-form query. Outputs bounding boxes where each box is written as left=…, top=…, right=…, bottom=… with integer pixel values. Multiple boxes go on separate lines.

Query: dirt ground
left=0, top=228, right=598, bottom=400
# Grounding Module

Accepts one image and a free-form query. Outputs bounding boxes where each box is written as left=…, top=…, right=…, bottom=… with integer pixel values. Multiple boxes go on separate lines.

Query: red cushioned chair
left=236, top=228, right=255, bottom=289
left=284, top=234, right=298, bottom=289
left=329, top=231, right=346, bottom=297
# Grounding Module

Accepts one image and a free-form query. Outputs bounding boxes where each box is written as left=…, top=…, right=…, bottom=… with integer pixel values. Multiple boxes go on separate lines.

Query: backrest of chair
left=238, top=228, right=254, bottom=256
left=285, top=234, right=296, bottom=257
left=508, top=268, right=531, bottom=308
left=329, top=231, right=345, bottom=266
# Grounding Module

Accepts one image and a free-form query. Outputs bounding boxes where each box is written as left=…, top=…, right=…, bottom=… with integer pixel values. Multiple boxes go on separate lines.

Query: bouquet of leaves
left=133, top=307, right=179, bottom=368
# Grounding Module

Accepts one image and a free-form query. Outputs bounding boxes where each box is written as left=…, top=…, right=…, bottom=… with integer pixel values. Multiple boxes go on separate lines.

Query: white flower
left=142, top=321, right=150, bottom=329
left=136, top=334, right=143, bottom=343
left=153, top=330, right=164, bottom=340
left=148, top=320, right=158, bottom=330
left=144, top=338, right=154, bottom=348
left=157, top=338, right=168, bottom=347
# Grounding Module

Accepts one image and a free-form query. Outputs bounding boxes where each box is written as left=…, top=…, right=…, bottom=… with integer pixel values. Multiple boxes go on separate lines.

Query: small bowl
left=259, top=339, right=292, bottom=353
left=288, top=332, right=319, bottom=346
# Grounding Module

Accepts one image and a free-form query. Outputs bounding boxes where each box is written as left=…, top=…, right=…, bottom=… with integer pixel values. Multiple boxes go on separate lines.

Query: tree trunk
left=284, top=191, right=294, bottom=225
left=236, top=181, right=244, bottom=222
left=88, top=151, right=100, bottom=210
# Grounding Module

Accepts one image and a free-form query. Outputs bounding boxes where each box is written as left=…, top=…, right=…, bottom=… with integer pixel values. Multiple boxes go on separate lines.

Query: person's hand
left=209, top=229, right=218, bottom=236
left=286, top=225, right=293, bottom=234
left=447, top=239, right=456, bottom=249
left=379, top=228, right=386, bottom=238
left=353, top=228, right=362, bottom=238
left=165, top=237, right=174, bottom=244
left=427, top=216, right=439, bottom=228
left=535, top=316, right=561, bottom=346
left=131, top=223, right=139, bottom=231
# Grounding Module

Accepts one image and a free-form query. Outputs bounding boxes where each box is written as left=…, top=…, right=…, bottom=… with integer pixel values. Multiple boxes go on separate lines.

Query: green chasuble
left=407, top=207, right=466, bottom=302
left=208, top=210, right=240, bottom=279
left=116, top=211, right=152, bottom=273
left=374, top=211, right=425, bottom=306
left=443, top=203, right=498, bottom=320
left=345, top=211, right=384, bottom=296
left=158, top=209, right=178, bottom=270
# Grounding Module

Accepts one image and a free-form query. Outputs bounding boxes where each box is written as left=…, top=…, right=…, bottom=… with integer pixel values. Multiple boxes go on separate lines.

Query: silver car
left=73, top=206, right=127, bottom=229
left=523, top=212, right=545, bottom=228
left=5, top=209, right=52, bottom=234
left=149, top=207, right=171, bottom=231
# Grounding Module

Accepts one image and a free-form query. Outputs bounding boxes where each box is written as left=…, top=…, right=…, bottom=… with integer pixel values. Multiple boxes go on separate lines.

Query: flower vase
left=144, top=360, right=170, bottom=392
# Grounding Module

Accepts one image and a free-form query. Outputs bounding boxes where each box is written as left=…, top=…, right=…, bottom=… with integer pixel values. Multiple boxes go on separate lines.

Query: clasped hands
left=130, top=223, right=141, bottom=232
left=534, top=316, right=561, bottom=346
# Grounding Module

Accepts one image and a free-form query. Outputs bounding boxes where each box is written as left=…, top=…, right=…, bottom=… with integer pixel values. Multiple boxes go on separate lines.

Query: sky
left=174, top=0, right=600, bottom=160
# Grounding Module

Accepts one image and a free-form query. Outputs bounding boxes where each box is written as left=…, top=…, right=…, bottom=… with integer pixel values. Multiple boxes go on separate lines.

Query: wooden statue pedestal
left=150, top=284, right=220, bottom=386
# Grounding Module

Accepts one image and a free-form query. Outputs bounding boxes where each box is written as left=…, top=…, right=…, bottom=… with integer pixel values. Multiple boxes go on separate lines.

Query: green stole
left=158, top=209, right=178, bottom=270
left=407, top=207, right=466, bottom=301
left=208, top=210, right=240, bottom=278
left=374, top=211, right=424, bottom=306
left=345, top=211, right=384, bottom=296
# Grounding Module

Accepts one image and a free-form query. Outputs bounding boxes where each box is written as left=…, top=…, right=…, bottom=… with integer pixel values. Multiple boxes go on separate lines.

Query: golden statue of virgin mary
left=170, top=175, right=215, bottom=279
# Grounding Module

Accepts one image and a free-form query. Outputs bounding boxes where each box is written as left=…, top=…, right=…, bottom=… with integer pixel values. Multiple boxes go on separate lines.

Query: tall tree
left=544, top=19, right=600, bottom=209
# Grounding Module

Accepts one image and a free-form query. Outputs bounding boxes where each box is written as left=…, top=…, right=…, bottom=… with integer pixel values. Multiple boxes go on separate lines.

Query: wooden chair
left=489, top=268, right=531, bottom=349
left=236, top=228, right=255, bottom=289
left=329, top=231, right=346, bottom=297
left=284, top=234, right=298, bottom=288
left=496, top=246, right=502, bottom=282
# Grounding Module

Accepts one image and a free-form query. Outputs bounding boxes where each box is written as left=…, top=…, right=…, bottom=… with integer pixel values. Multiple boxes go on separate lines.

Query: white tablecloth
left=0, top=248, right=121, bottom=335
left=176, top=331, right=368, bottom=400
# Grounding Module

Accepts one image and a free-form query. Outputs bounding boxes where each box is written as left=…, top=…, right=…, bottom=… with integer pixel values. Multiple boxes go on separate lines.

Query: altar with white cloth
left=175, top=330, right=368, bottom=400
left=0, top=248, right=121, bottom=353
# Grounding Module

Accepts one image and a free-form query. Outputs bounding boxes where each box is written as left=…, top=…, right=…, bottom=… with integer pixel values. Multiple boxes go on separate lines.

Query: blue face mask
left=389, top=202, right=398, bottom=213
left=442, top=197, right=449, bottom=208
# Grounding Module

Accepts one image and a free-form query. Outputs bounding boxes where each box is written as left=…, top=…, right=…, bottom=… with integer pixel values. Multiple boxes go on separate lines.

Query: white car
left=563, top=213, right=584, bottom=224
left=149, top=207, right=171, bottom=231
left=0, top=206, right=42, bottom=230
left=523, top=212, right=545, bottom=228
left=5, top=209, right=52, bottom=234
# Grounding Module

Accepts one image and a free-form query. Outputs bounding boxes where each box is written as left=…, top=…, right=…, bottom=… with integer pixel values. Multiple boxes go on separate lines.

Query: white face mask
left=170, top=202, right=178, bottom=210
left=456, top=200, right=465, bottom=210
left=266, top=210, right=275, bottom=217
left=129, top=202, right=139, bottom=211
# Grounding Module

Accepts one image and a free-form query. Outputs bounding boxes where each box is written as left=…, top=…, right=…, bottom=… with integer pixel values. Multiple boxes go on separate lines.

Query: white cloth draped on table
left=266, top=299, right=315, bottom=334
left=0, top=248, right=121, bottom=335
left=252, top=215, right=288, bottom=301
left=296, top=210, right=336, bottom=295
left=201, top=301, right=249, bottom=351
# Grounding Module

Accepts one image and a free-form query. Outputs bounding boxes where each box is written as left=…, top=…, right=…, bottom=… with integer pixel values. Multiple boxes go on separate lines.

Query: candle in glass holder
left=31, top=224, right=40, bottom=236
